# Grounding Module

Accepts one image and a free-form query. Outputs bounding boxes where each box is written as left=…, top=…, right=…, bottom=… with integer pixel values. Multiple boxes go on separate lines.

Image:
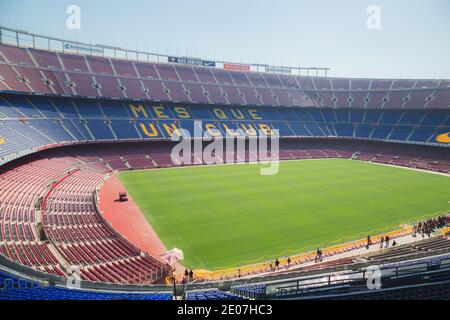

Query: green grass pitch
left=118, top=159, right=450, bottom=270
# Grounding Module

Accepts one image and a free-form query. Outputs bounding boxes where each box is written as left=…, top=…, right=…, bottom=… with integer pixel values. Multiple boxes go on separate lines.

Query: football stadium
left=0, top=1, right=449, bottom=304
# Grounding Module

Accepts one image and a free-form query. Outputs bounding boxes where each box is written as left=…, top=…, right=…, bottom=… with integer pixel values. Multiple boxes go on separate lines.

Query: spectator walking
left=366, top=235, right=372, bottom=249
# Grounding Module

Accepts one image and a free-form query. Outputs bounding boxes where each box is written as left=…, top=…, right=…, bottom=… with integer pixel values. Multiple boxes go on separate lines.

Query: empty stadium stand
left=0, top=269, right=172, bottom=300
left=0, top=43, right=449, bottom=109
left=0, top=34, right=449, bottom=298
left=231, top=253, right=450, bottom=300
left=0, top=139, right=448, bottom=287
left=0, top=39, right=448, bottom=169
left=366, top=236, right=450, bottom=262
left=186, top=290, right=243, bottom=300
left=0, top=150, right=169, bottom=284
left=0, top=92, right=449, bottom=167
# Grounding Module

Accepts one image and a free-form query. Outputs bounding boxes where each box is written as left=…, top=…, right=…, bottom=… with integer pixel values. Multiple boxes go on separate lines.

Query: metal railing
left=270, top=255, right=450, bottom=299
left=0, top=25, right=330, bottom=77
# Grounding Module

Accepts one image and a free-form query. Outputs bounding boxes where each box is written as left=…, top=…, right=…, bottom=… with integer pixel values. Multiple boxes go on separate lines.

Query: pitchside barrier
left=193, top=227, right=410, bottom=281
left=442, top=227, right=450, bottom=236
left=193, top=212, right=448, bottom=281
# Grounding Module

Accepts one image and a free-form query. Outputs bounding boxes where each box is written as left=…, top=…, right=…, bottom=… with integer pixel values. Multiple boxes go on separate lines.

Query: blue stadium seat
left=378, top=110, right=403, bottom=124
left=420, top=110, right=447, bottom=126
left=189, top=105, right=213, bottom=119
left=305, top=123, right=325, bottom=136
left=28, top=119, right=75, bottom=142
left=51, top=97, right=80, bottom=118
left=2, top=95, right=43, bottom=118
left=76, top=99, right=104, bottom=118
left=355, top=124, right=374, bottom=138
left=187, top=290, right=243, bottom=300
left=288, top=123, right=312, bottom=136
left=408, top=127, right=436, bottom=142
left=308, top=109, right=325, bottom=122
left=321, top=109, right=337, bottom=122
left=0, top=271, right=172, bottom=301
left=110, top=120, right=141, bottom=139
left=278, top=108, right=299, bottom=121
left=334, top=123, right=354, bottom=137
left=0, top=96, right=24, bottom=118
left=0, top=92, right=448, bottom=164
left=401, top=110, right=425, bottom=125
left=86, top=120, right=115, bottom=140
left=261, top=108, right=282, bottom=121
left=363, top=110, right=383, bottom=123
left=60, top=119, right=87, bottom=140
left=389, top=126, right=414, bottom=141
left=294, top=109, right=314, bottom=122
left=335, top=109, right=349, bottom=122
left=100, top=100, right=130, bottom=118
left=28, top=96, right=60, bottom=118
left=371, top=125, right=393, bottom=140
left=349, top=110, right=364, bottom=123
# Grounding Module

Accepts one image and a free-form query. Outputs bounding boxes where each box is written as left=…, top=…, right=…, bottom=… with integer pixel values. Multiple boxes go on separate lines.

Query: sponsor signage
left=265, top=66, right=292, bottom=75
left=223, top=63, right=251, bottom=72
left=168, top=56, right=216, bottom=67
left=63, top=42, right=104, bottom=55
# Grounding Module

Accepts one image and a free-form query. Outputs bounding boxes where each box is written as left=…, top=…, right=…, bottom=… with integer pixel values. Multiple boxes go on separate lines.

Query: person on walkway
left=366, top=235, right=372, bottom=249
left=275, top=258, right=280, bottom=270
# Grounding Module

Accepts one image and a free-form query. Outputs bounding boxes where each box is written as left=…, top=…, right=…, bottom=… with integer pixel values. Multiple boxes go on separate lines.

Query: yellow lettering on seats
left=162, top=123, right=181, bottom=137
left=213, top=108, right=228, bottom=120
left=222, top=124, right=240, bottom=136
left=230, top=109, right=244, bottom=120
left=240, top=123, right=257, bottom=136
left=205, top=123, right=222, bottom=136
left=129, top=104, right=148, bottom=118
left=153, top=104, right=169, bottom=119
left=248, top=109, right=262, bottom=120
left=173, top=106, right=191, bottom=119
left=140, top=123, right=159, bottom=137
left=258, top=124, right=273, bottom=136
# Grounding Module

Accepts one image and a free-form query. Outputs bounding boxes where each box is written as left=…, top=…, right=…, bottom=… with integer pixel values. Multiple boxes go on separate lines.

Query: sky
left=0, top=0, right=449, bottom=79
